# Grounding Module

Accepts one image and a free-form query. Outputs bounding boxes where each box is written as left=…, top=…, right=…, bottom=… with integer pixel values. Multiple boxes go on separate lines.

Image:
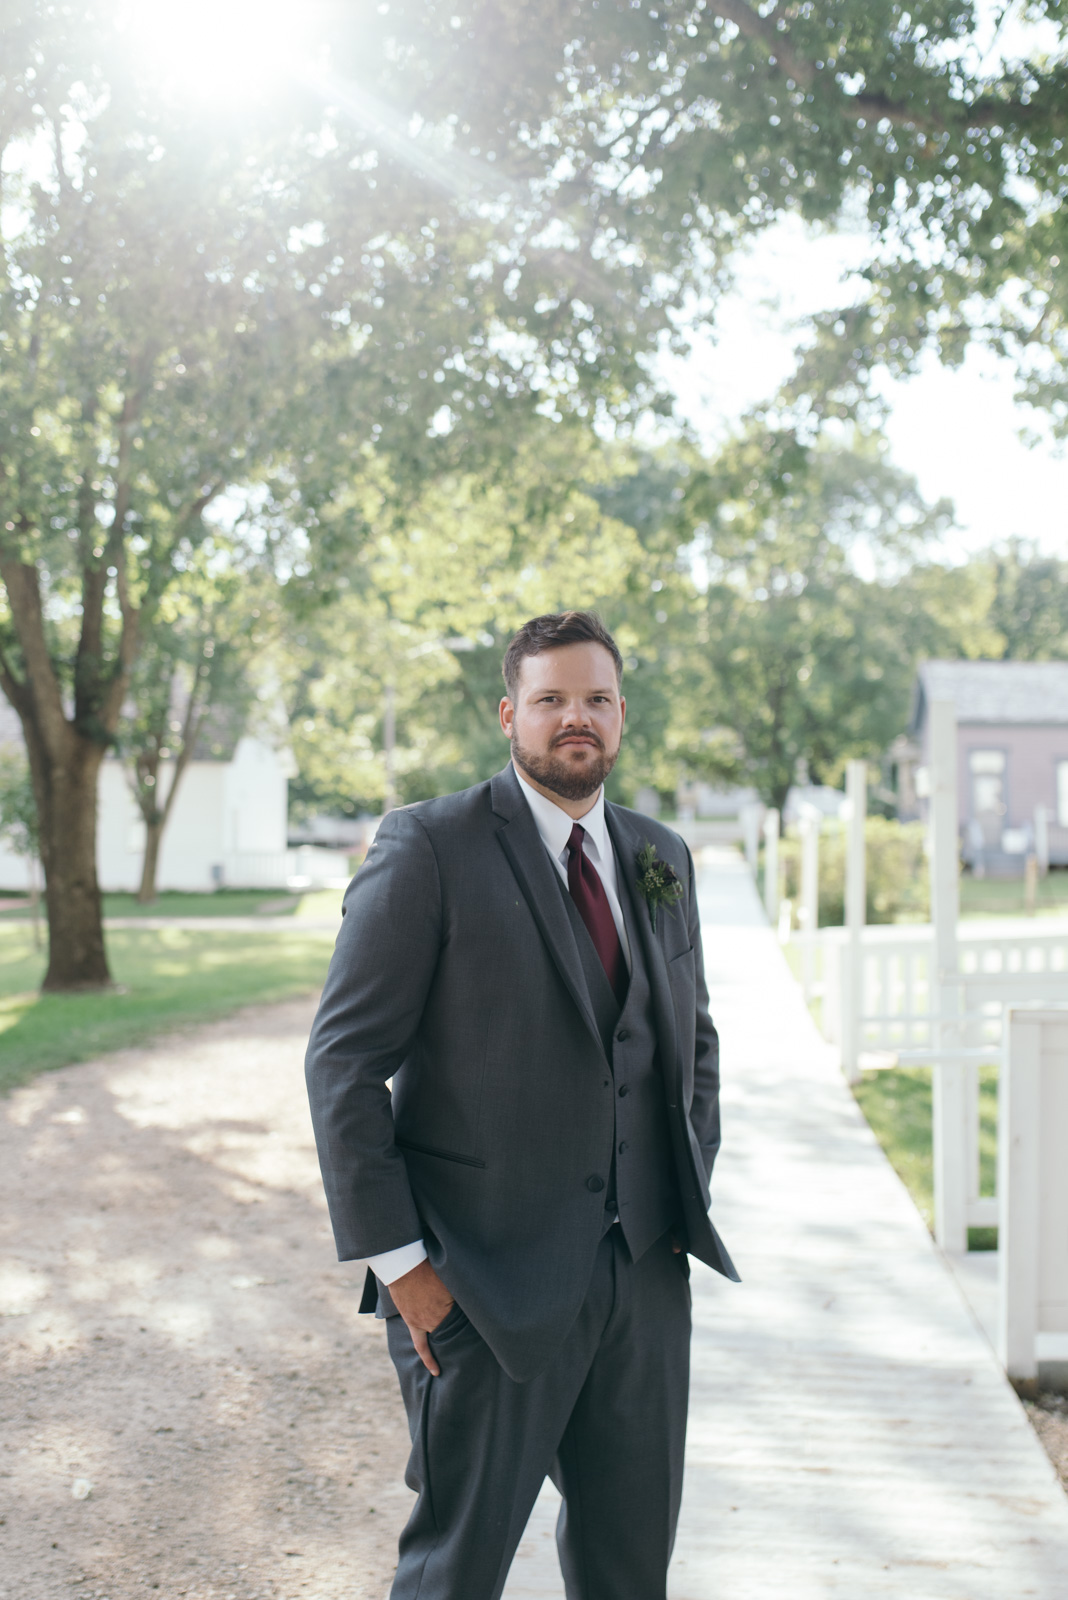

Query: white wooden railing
left=999, top=1007, right=1068, bottom=1382
left=776, top=697, right=1068, bottom=1276
left=804, top=921, right=1068, bottom=1057
left=789, top=919, right=1068, bottom=1245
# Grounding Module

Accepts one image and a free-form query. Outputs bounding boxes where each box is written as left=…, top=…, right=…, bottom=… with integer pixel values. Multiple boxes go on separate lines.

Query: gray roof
left=910, top=660, right=1068, bottom=732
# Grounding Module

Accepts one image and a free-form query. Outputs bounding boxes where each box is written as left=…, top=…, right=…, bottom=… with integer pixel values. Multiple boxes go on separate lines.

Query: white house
left=97, top=735, right=305, bottom=892
left=0, top=701, right=349, bottom=893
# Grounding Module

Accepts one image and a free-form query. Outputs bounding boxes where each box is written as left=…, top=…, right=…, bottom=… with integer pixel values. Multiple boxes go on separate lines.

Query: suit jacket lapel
left=606, top=805, right=681, bottom=1085
left=490, top=765, right=603, bottom=1052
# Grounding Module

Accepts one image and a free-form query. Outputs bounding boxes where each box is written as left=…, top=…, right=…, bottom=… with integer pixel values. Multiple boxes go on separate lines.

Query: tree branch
left=161, top=666, right=209, bottom=828
left=710, top=0, right=1063, bottom=137
left=0, top=634, right=29, bottom=719
left=73, top=394, right=110, bottom=728
left=51, top=112, right=72, bottom=200
left=144, top=484, right=228, bottom=609
left=98, top=381, right=149, bottom=730
left=0, top=550, right=69, bottom=760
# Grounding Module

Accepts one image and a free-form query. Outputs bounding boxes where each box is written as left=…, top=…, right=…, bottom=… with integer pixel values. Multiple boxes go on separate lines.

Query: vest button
left=586, top=1175, right=605, bottom=1193
left=618, top=1140, right=628, bottom=1154
left=615, top=1027, right=630, bottom=1042
left=618, top=1083, right=629, bottom=1097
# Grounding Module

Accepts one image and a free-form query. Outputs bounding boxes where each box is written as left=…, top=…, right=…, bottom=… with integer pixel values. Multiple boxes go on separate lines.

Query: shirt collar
left=512, top=761, right=610, bottom=864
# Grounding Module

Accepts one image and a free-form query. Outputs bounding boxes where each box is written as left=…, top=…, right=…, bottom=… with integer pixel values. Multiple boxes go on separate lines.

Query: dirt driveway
left=0, top=998, right=409, bottom=1600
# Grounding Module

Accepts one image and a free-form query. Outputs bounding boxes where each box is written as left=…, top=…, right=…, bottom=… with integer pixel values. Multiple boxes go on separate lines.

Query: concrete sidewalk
left=504, top=847, right=1068, bottom=1598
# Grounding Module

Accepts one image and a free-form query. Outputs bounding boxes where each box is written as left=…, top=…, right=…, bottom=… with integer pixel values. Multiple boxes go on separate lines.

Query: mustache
left=550, top=730, right=604, bottom=751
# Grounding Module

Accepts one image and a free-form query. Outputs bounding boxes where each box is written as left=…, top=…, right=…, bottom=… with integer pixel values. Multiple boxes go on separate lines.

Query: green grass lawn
left=0, top=887, right=346, bottom=921
left=853, top=1063, right=999, bottom=1249
left=0, top=922, right=336, bottom=1095
left=959, top=869, right=1068, bottom=919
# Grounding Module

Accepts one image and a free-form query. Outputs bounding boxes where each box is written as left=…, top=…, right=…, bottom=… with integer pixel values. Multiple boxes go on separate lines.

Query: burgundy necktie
left=566, top=823, right=627, bottom=1002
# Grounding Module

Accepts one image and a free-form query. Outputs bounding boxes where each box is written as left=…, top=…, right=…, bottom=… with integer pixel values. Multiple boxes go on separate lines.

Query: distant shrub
left=779, top=817, right=929, bottom=927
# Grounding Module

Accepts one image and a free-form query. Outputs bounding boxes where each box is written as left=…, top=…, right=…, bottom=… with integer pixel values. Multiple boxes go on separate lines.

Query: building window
left=1057, top=761, right=1068, bottom=828
left=969, top=749, right=1006, bottom=821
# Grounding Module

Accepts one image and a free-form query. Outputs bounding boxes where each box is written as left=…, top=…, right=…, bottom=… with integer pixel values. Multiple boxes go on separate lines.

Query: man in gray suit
left=305, top=610, right=737, bottom=1600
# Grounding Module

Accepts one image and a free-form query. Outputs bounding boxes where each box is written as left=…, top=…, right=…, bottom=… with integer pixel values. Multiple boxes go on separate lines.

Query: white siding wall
left=224, top=737, right=289, bottom=855
left=95, top=738, right=289, bottom=892
left=0, top=846, right=32, bottom=891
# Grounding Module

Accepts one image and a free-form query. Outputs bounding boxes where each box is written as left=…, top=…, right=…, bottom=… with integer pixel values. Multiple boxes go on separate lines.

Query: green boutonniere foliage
left=636, top=843, right=683, bottom=932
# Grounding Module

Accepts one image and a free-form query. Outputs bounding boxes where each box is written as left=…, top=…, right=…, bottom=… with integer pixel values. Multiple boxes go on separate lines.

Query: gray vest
left=555, top=858, right=681, bottom=1262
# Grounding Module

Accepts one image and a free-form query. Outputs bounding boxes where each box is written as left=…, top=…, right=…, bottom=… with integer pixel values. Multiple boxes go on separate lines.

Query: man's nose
left=560, top=702, right=591, bottom=725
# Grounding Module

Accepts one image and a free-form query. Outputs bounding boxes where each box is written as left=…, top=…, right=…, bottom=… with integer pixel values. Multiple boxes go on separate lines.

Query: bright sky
left=662, top=214, right=1068, bottom=567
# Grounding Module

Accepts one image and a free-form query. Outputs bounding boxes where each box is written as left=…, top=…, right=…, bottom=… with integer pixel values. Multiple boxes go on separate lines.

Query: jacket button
left=586, top=1175, right=605, bottom=1193
left=618, top=1084, right=629, bottom=1097
left=618, top=1141, right=628, bottom=1154
left=615, top=1027, right=630, bottom=1042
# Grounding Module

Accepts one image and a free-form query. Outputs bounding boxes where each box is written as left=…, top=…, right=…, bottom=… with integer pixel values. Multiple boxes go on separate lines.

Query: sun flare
left=115, top=0, right=318, bottom=102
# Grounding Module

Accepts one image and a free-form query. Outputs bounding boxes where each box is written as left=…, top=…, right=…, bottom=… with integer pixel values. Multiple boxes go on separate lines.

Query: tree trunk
left=137, top=817, right=164, bottom=904
left=30, top=724, right=111, bottom=991
left=29, top=856, right=42, bottom=951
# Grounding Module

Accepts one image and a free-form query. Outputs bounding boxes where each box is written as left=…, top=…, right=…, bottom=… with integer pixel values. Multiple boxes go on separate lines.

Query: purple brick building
left=893, top=660, right=1068, bottom=874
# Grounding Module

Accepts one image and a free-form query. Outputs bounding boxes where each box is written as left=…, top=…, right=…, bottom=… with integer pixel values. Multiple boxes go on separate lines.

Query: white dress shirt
left=511, top=765, right=631, bottom=971
left=361, top=763, right=628, bottom=1287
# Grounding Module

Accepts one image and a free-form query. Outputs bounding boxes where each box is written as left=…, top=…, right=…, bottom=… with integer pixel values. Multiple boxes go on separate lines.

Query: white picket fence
left=789, top=919, right=1068, bottom=1248
left=807, top=921, right=1068, bottom=1058
left=766, top=698, right=1068, bottom=1385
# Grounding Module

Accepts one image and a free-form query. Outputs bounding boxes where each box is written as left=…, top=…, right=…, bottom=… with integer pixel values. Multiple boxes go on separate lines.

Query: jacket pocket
left=395, top=1137, right=486, bottom=1169
left=668, top=943, right=695, bottom=965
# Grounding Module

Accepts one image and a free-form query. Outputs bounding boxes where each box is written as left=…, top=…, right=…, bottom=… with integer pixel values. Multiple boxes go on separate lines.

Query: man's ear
left=499, top=697, right=515, bottom=739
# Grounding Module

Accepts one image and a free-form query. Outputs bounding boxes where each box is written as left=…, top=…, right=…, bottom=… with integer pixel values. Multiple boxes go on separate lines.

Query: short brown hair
left=502, top=611, right=623, bottom=700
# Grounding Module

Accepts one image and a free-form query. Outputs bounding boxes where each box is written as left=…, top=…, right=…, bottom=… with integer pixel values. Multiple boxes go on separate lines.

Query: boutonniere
left=635, top=842, right=683, bottom=932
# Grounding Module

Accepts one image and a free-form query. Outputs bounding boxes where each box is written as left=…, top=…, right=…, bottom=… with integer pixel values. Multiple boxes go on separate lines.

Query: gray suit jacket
left=305, top=764, right=737, bottom=1381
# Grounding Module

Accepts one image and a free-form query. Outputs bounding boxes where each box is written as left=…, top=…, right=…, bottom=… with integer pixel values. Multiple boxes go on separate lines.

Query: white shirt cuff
left=361, top=1239, right=427, bottom=1285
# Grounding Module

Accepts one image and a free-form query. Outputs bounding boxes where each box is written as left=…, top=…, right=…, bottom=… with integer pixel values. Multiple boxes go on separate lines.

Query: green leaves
left=635, top=841, right=684, bottom=932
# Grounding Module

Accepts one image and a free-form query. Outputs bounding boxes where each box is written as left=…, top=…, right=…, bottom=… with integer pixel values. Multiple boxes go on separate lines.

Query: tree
left=479, top=0, right=1068, bottom=423
left=278, top=427, right=662, bottom=813
left=117, top=554, right=265, bottom=902
left=0, top=748, right=43, bottom=946
left=0, top=3, right=673, bottom=989
left=984, top=538, right=1068, bottom=660
left=682, top=425, right=958, bottom=809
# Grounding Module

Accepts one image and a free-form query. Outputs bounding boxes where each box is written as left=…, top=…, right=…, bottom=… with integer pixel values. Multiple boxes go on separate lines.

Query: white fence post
left=929, top=698, right=968, bottom=1254
left=763, top=807, right=780, bottom=924
left=741, top=802, right=761, bottom=877
left=998, top=1011, right=1043, bottom=1382
left=799, top=811, right=820, bottom=1003
left=842, top=760, right=867, bottom=1084
left=998, top=1007, right=1068, bottom=1384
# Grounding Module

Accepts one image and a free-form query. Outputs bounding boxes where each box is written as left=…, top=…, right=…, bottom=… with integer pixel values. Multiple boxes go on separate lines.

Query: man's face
left=499, top=642, right=625, bottom=803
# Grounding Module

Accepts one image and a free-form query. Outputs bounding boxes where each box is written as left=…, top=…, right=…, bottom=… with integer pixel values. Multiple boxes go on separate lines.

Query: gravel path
left=0, top=998, right=409, bottom=1600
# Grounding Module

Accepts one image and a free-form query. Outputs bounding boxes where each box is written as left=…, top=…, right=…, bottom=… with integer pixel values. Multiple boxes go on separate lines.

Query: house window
left=1058, top=761, right=1068, bottom=827
left=969, top=749, right=1006, bottom=820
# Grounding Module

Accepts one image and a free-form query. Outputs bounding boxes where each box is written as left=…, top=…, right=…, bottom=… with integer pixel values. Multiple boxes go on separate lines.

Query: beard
left=511, top=725, right=620, bottom=802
